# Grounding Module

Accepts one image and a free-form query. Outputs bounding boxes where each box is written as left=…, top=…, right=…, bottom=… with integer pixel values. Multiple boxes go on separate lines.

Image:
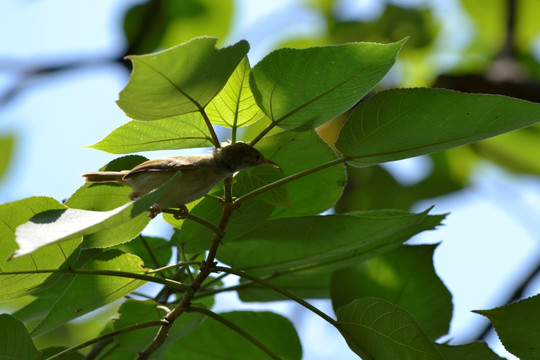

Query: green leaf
left=331, top=244, right=452, bottom=340
left=88, top=113, right=213, bottom=154
left=66, top=157, right=151, bottom=249
left=249, top=40, right=404, bottom=131
left=12, top=172, right=181, bottom=257
left=113, top=299, right=204, bottom=357
left=172, top=197, right=274, bottom=253
left=0, top=197, right=80, bottom=301
left=336, top=88, right=540, bottom=167
left=437, top=342, right=505, bottom=360
left=336, top=298, right=444, bottom=360
left=206, top=57, right=263, bottom=128
left=117, top=37, right=249, bottom=120
left=0, top=314, right=41, bottom=360
left=30, top=250, right=149, bottom=337
left=252, top=130, right=346, bottom=218
left=217, top=209, right=444, bottom=274
left=237, top=268, right=333, bottom=302
left=474, top=294, right=540, bottom=360
left=113, top=235, right=172, bottom=270
left=0, top=134, right=14, bottom=181
left=163, top=311, right=302, bottom=360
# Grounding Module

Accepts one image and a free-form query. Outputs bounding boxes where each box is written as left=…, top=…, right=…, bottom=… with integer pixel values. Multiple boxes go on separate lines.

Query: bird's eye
left=255, top=154, right=262, bottom=162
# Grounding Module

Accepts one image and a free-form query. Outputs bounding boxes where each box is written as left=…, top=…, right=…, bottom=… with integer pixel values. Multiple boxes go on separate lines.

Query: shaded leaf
left=30, top=250, right=149, bottom=337
left=217, top=209, right=444, bottom=274
left=114, top=235, right=172, bottom=270
left=0, top=197, right=80, bottom=301
left=331, top=244, right=452, bottom=340
left=113, top=299, right=204, bottom=357
left=337, top=88, right=540, bottom=167
left=253, top=130, right=346, bottom=218
left=117, top=37, right=249, bottom=120
left=437, top=342, right=504, bottom=360
left=206, top=57, right=263, bottom=128
left=474, top=294, right=540, bottom=360
left=337, top=298, right=443, bottom=359
left=0, top=314, right=41, bottom=360
left=249, top=40, right=404, bottom=131
left=13, top=172, right=181, bottom=257
left=163, top=311, right=302, bottom=360
left=88, top=114, right=213, bottom=154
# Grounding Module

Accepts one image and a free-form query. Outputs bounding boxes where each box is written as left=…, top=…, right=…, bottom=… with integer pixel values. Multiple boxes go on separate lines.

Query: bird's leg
left=148, top=203, right=162, bottom=219
left=173, top=204, right=189, bottom=220
left=128, top=191, right=140, bottom=201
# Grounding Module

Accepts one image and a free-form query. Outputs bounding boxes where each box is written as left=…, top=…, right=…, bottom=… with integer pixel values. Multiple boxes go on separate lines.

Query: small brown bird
left=82, top=142, right=278, bottom=218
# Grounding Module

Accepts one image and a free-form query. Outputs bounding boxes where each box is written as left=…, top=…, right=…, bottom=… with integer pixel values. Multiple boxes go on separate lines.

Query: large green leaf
left=0, top=314, right=41, bottom=360
left=117, top=37, right=249, bottom=120
left=163, top=311, right=302, bottom=360
left=252, top=130, right=346, bottom=218
left=336, top=88, right=540, bottom=167
left=30, top=250, right=149, bottom=337
left=337, top=298, right=443, bottom=359
left=113, top=299, right=204, bottom=357
left=88, top=114, right=213, bottom=154
left=66, top=155, right=151, bottom=249
left=217, top=209, right=444, bottom=274
left=437, top=342, right=504, bottom=360
left=0, top=197, right=80, bottom=301
left=13, top=172, right=181, bottom=257
left=331, top=245, right=452, bottom=340
left=206, top=57, right=263, bottom=128
left=249, top=40, right=404, bottom=131
left=237, top=268, right=333, bottom=302
left=474, top=294, right=540, bottom=360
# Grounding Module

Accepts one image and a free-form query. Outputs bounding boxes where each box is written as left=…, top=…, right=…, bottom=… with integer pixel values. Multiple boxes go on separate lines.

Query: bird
left=82, top=142, right=279, bottom=218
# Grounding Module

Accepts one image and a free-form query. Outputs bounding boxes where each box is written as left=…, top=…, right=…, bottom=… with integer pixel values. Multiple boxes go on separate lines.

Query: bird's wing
left=124, top=157, right=198, bottom=178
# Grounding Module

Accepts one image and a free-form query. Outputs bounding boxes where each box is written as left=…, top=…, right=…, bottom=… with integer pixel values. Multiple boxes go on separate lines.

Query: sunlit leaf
left=117, top=37, right=249, bottom=120
left=250, top=40, right=404, bottom=131
left=13, top=172, right=181, bottom=257
left=337, top=88, right=540, bottom=167
left=337, top=298, right=443, bottom=359
left=88, top=114, right=213, bottom=154
left=0, top=134, right=14, bottom=181
left=30, top=250, right=149, bottom=337
left=206, top=57, right=263, bottom=128
left=0, top=197, right=80, bottom=301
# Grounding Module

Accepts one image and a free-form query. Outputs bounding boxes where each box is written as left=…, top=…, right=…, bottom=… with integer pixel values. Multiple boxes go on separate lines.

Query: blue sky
left=1, top=0, right=540, bottom=358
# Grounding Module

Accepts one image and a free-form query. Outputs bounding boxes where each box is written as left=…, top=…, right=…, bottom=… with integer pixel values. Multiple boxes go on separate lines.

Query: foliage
left=1, top=34, right=540, bottom=360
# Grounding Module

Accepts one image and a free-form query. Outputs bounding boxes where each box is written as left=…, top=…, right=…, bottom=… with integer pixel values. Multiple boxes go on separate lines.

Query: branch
left=235, top=157, right=348, bottom=204
left=45, top=320, right=165, bottom=360
left=188, top=306, right=281, bottom=360
left=1, top=268, right=191, bottom=294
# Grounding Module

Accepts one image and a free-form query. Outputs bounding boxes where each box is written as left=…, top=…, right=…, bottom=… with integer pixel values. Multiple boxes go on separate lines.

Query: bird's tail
left=82, top=171, right=129, bottom=183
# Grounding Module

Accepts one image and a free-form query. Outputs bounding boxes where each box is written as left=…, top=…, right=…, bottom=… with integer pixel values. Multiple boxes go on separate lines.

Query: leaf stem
left=213, top=266, right=337, bottom=326
left=199, top=107, right=221, bottom=148
left=189, top=306, right=281, bottom=360
left=45, top=320, right=165, bottom=360
left=147, top=261, right=201, bottom=274
left=249, top=121, right=276, bottom=146
left=1, top=268, right=191, bottom=294
left=236, top=156, right=349, bottom=204
left=161, top=209, right=224, bottom=236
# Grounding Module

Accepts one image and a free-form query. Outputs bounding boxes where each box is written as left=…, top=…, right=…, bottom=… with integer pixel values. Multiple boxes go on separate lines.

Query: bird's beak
left=263, top=159, right=280, bottom=169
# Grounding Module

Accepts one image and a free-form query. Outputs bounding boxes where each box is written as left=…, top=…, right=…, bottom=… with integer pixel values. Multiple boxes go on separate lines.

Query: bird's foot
left=173, top=204, right=189, bottom=220
left=148, top=203, right=161, bottom=219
